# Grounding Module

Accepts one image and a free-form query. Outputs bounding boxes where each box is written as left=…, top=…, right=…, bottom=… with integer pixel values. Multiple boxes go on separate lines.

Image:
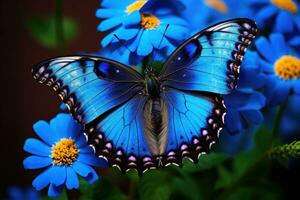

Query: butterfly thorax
left=144, top=70, right=160, bottom=99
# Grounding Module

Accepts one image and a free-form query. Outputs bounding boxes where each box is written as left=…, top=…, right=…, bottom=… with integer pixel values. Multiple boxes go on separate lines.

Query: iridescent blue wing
left=159, top=19, right=257, bottom=94
left=87, top=94, right=160, bottom=174
left=33, top=56, right=158, bottom=174
left=160, top=88, right=226, bottom=166
left=33, top=56, right=144, bottom=124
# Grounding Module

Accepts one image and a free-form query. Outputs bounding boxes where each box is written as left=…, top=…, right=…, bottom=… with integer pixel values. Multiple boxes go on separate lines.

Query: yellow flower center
left=204, top=0, right=228, bottom=13
left=51, top=138, right=79, bottom=166
left=271, top=0, right=298, bottom=13
left=126, top=0, right=148, bottom=14
left=274, top=56, right=300, bottom=80
left=140, top=13, right=160, bottom=29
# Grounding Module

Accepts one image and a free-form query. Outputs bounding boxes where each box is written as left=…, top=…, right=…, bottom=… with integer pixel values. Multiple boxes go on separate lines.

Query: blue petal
left=23, top=138, right=51, bottom=156
left=66, top=168, right=79, bottom=190
left=50, top=166, right=66, bottom=186
left=292, top=80, right=300, bottom=95
left=123, top=11, right=141, bottom=28
left=96, top=8, right=121, bottom=18
left=225, top=110, right=242, bottom=134
left=129, top=30, right=143, bottom=51
left=101, top=0, right=128, bottom=8
left=294, top=16, right=300, bottom=31
left=72, top=161, right=92, bottom=177
left=101, top=32, right=115, bottom=47
left=275, top=11, right=294, bottom=33
left=256, top=5, right=277, bottom=21
left=118, top=28, right=139, bottom=40
left=270, top=34, right=287, bottom=57
left=98, top=17, right=124, bottom=31
left=23, top=156, right=52, bottom=169
left=75, top=134, right=88, bottom=148
left=255, top=37, right=277, bottom=63
left=159, top=16, right=187, bottom=26
left=80, top=145, right=95, bottom=154
left=32, top=167, right=53, bottom=190
left=149, top=30, right=165, bottom=48
left=165, top=25, right=188, bottom=40
left=47, top=184, right=63, bottom=198
left=137, top=31, right=153, bottom=56
left=289, top=36, right=300, bottom=46
left=50, top=114, right=75, bottom=139
left=33, top=120, right=57, bottom=145
left=83, top=167, right=99, bottom=184
left=259, top=58, right=274, bottom=73
left=242, top=110, right=264, bottom=124
left=78, top=154, right=108, bottom=167
left=267, top=79, right=290, bottom=106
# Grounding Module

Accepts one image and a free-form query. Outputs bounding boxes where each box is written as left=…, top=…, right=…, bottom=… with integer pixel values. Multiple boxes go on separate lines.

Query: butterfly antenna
left=113, top=34, right=133, bottom=54
left=149, top=24, right=170, bottom=68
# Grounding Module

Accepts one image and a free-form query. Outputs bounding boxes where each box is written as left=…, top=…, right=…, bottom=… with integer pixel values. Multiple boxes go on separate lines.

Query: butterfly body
left=33, top=19, right=257, bottom=175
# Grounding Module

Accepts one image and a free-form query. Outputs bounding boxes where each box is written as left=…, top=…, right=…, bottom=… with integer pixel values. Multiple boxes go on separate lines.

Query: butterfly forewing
left=159, top=18, right=258, bottom=94
left=32, top=56, right=144, bottom=124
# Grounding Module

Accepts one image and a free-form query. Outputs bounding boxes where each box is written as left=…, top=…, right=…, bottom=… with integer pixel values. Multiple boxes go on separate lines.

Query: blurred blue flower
left=248, top=0, right=300, bottom=33
left=281, top=95, right=300, bottom=141
left=255, top=33, right=300, bottom=106
left=182, top=0, right=254, bottom=32
left=23, top=113, right=107, bottom=197
left=223, top=51, right=266, bottom=135
left=96, top=0, right=189, bottom=57
left=7, top=186, right=40, bottom=200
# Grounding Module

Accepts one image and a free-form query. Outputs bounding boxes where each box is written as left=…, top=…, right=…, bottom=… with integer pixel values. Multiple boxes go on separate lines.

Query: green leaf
left=138, top=171, right=171, bottom=200
left=254, top=127, right=273, bottom=153
left=182, top=153, right=229, bottom=172
left=27, top=15, right=78, bottom=49
left=223, top=186, right=280, bottom=200
left=215, top=165, right=233, bottom=189
left=79, top=177, right=126, bottom=200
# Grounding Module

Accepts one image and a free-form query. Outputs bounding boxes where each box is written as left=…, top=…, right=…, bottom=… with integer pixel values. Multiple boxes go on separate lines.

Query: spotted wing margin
left=32, top=55, right=144, bottom=125
left=159, top=18, right=258, bottom=94
left=86, top=90, right=226, bottom=175
left=160, top=88, right=227, bottom=167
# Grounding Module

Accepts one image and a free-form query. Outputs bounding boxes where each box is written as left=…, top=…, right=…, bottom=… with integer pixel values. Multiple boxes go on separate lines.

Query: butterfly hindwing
left=161, top=88, right=226, bottom=165
left=32, top=56, right=144, bottom=124
left=159, top=19, right=257, bottom=94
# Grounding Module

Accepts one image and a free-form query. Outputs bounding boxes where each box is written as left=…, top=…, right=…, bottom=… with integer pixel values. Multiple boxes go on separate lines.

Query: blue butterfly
left=33, top=19, right=257, bottom=174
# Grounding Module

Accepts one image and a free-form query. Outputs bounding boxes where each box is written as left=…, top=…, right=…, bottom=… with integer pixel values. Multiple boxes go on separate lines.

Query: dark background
left=0, top=0, right=103, bottom=194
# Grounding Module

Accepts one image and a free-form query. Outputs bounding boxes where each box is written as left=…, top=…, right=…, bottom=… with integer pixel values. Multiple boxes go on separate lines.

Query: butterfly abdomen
left=142, top=98, right=168, bottom=156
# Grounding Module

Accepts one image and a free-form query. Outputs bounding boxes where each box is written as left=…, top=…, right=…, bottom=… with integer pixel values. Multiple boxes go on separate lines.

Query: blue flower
left=255, top=33, right=300, bottom=106
left=248, top=0, right=300, bottom=33
left=223, top=51, right=266, bottom=135
left=23, top=113, right=107, bottom=197
left=7, top=186, right=40, bottom=200
left=96, top=0, right=189, bottom=57
left=280, top=95, right=300, bottom=141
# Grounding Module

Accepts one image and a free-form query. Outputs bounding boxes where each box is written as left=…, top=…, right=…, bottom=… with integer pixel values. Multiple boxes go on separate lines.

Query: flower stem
left=55, top=0, right=65, bottom=53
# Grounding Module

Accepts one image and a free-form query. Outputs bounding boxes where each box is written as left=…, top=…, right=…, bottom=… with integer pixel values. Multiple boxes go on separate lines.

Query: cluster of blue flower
left=22, top=0, right=300, bottom=197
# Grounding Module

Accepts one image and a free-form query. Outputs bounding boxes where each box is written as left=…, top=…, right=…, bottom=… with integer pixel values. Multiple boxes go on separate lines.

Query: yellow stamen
left=271, top=0, right=298, bottom=13
left=204, top=0, right=228, bottom=13
left=51, top=138, right=79, bottom=166
left=126, top=0, right=148, bottom=14
left=274, top=56, right=300, bottom=80
left=141, top=13, right=160, bottom=29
